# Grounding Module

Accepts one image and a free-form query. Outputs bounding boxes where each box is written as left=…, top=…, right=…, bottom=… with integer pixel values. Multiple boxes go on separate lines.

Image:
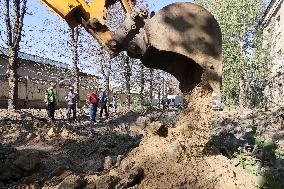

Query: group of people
left=44, top=82, right=117, bottom=127
left=87, top=88, right=109, bottom=127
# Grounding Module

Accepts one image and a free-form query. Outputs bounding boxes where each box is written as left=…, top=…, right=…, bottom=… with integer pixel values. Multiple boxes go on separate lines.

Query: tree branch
left=4, top=0, right=12, bottom=46
left=13, top=0, right=20, bottom=48
left=14, top=0, right=27, bottom=49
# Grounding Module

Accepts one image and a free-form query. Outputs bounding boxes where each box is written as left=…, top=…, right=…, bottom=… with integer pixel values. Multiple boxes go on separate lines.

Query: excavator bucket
left=143, top=2, right=222, bottom=94
left=114, top=2, right=222, bottom=95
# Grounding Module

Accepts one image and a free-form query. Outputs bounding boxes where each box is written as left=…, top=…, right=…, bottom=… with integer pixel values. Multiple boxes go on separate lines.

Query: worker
left=87, top=89, right=99, bottom=128
left=65, top=86, right=78, bottom=122
left=44, top=82, right=57, bottom=121
left=98, top=87, right=109, bottom=118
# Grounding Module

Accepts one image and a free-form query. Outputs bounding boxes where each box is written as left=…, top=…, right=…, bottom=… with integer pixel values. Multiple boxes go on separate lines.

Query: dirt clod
left=116, top=167, right=144, bottom=189
left=56, top=175, right=86, bottom=189
left=14, top=151, right=41, bottom=172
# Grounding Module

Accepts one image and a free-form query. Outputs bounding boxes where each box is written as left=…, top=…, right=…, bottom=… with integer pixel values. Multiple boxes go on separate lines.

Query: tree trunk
left=71, top=27, right=80, bottom=94
left=4, top=0, right=27, bottom=111
left=98, top=49, right=112, bottom=103
left=124, top=57, right=132, bottom=109
left=126, top=80, right=131, bottom=109
left=106, top=77, right=110, bottom=104
left=7, top=49, right=19, bottom=110
left=139, top=63, right=145, bottom=106
left=239, top=75, right=250, bottom=108
left=125, top=73, right=131, bottom=109
left=158, top=87, right=161, bottom=107
left=149, top=68, right=154, bottom=103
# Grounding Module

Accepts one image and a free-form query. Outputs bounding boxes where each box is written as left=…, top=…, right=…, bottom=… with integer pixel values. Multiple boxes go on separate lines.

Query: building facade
left=0, top=47, right=99, bottom=108
left=261, top=0, right=284, bottom=106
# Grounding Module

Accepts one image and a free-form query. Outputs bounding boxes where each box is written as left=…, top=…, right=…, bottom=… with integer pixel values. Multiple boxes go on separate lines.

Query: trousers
left=67, top=104, right=76, bottom=121
left=47, top=101, right=56, bottom=120
left=89, top=104, right=97, bottom=127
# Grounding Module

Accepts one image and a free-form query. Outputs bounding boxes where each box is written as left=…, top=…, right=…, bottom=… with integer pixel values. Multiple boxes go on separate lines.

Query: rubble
left=0, top=146, right=41, bottom=181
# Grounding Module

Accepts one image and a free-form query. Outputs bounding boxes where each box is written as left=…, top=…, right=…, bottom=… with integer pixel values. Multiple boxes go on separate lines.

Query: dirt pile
left=106, top=82, right=256, bottom=189
left=0, top=119, right=142, bottom=188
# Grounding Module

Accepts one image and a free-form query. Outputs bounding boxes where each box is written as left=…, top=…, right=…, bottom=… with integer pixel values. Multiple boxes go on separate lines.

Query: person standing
left=87, top=90, right=98, bottom=128
left=112, top=94, right=118, bottom=113
left=98, top=87, right=109, bottom=118
left=65, top=86, right=78, bottom=122
left=44, top=82, right=57, bottom=121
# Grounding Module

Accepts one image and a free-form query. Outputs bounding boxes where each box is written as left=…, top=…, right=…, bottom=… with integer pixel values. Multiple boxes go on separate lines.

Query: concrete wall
left=0, top=55, right=98, bottom=108
left=0, top=76, right=95, bottom=108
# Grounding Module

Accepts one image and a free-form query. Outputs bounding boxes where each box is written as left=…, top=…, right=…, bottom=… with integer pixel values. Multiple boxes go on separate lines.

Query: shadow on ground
left=0, top=117, right=143, bottom=188
left=203, top=109, right=284, bottom=188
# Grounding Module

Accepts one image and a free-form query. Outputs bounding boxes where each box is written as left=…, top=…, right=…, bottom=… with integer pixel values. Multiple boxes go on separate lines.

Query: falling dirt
left=108, top=79, right=256, bottom=189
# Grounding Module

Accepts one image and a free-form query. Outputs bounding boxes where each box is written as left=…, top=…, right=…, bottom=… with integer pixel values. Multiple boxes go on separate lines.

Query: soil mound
left=110, top=81, right=256, bottom=188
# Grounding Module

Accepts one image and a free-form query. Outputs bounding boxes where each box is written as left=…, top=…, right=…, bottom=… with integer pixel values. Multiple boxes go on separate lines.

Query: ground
left=0, top=85, right=283, bottom=189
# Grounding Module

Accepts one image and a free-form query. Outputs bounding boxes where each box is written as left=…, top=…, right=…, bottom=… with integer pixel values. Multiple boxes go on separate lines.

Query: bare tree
left=122, top=56, right=132, bottom=109
left=71, top=27, right=80, bottom=95
left=4, top=0, right=27, bottom=110
left=98, top=49, right=112, bottom=93
left=139, top=62, right=145, bottom=106
left=149, top=68, right=154, bottom=102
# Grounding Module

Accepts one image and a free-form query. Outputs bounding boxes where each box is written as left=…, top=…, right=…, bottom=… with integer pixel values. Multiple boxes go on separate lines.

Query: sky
left=0, top=0, right=194, bottom=74
left=0, top=0, right=272, bottom=74
left=150, top=0, right=192, bottom=11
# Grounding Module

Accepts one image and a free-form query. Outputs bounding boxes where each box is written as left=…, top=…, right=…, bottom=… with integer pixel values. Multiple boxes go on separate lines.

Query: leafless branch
left=13, top=0, right=20, bottom=46
left=0, top=30, right=7, bottom=45
left=14, top=0, right=27, bottom=49
left=4, top=0, right=12, bottom=46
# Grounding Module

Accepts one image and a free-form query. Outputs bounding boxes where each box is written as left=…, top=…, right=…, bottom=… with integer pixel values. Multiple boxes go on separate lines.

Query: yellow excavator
left=39, top=0, right=222, bottom=102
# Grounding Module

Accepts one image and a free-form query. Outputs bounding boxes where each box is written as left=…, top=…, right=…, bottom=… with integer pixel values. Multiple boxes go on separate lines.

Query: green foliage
left=232, top=135, right=284, bottom=188
left=194, top=0, right=268, bottom=106
left=243, top=127, right=257, bottom=144
left=234, top=148, right=259, bottom=175
left=257, top=171, right=283, bottom=189
left=132, top=97, right=142, bottom=110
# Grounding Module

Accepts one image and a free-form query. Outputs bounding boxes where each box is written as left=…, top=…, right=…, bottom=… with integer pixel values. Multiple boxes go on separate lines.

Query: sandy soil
left=109, top=83, right=256, bottom=189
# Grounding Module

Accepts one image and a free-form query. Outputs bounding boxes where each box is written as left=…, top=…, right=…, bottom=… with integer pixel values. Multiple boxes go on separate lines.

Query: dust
left=110, top=80, right=256, bottom=189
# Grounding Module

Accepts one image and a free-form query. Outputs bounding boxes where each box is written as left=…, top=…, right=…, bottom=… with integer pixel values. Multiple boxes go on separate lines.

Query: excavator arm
left=39, top=0, right=136, bottom=56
